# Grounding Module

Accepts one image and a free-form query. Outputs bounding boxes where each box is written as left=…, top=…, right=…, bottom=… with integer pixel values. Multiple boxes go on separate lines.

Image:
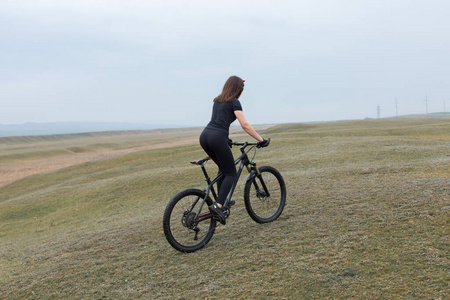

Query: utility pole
left=395, top=98, right=398, bottom=117
left=444, top=101, right=446, bottom=113
left=377, top=105, right=381, bottom=119
left=425, top=95, right=429, bottom=114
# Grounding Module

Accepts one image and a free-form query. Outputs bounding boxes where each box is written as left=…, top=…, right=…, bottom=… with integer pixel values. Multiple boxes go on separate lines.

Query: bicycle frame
left=192, top=142, right=271, bottom=224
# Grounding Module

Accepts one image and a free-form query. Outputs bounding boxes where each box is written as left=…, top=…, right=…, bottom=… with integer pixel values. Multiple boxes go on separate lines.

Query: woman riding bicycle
left=199, top=75, right=269, bottom=225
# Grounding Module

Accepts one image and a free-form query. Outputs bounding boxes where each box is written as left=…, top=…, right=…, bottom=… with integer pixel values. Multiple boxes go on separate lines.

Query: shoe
left=208, top=202, right=226, bottom=225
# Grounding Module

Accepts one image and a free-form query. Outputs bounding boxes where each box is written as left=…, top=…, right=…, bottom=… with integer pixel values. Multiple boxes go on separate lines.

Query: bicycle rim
left=163, top=189, right=216, bottom=252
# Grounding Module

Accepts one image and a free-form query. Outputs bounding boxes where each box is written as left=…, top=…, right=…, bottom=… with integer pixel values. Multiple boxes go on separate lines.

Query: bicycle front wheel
left=163, top=189, right=216, bottom=253
left=244, top=166, right=286, bottom=223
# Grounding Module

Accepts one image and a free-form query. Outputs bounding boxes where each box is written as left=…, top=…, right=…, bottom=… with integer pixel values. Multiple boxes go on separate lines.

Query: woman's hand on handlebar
left=257, top=138, right=270, bottom=148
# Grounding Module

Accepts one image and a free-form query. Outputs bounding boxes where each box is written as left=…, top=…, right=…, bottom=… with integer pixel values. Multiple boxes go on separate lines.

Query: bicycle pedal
left=224, top=200, right=235, bottom=210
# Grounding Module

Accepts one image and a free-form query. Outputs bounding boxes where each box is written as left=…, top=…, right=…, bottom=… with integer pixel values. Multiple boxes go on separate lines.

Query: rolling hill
left=1, top=117, right=449, bottom=298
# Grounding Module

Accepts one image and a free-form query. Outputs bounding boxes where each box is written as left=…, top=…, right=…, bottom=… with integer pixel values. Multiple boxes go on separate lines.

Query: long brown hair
left=214, top=76, right=245, bottom=103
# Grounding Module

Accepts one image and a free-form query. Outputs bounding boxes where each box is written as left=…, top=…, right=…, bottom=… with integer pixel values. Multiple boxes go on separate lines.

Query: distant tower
left=396, top=98, right=398, bottom=117
left=425, top=95, right=429, bottom=114
left=377, top=105, right=381, bottom=119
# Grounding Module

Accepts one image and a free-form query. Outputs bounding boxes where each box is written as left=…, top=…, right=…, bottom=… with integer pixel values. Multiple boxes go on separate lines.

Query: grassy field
left=0, top=128, right=205, bottom=187
left=1, top=117, right=449, bottom=298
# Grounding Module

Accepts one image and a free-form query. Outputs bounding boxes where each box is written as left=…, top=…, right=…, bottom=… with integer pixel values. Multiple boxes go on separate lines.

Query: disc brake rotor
left=182, top=211, right=197, bottom=229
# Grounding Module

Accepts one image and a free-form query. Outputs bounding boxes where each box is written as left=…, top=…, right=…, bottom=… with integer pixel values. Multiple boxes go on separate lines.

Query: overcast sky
left=1, top=0, right=449, bottom=126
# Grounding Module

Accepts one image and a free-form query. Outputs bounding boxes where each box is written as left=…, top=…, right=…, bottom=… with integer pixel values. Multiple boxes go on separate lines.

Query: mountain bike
left=163, top=138, right=286, bottom=253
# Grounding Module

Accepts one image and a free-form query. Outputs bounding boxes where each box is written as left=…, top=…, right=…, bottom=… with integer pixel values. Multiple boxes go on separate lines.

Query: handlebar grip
left=257, top=138, right=270, bottom=148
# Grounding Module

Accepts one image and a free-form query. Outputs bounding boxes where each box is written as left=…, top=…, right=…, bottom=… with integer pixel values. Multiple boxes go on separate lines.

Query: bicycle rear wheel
left=244, top=166, right=286, bottom=223
left=163, top=188, right=216, bottom=252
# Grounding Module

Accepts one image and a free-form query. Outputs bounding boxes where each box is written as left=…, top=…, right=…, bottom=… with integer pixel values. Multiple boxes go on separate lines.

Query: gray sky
left=1, top=0, right=449, bottom=126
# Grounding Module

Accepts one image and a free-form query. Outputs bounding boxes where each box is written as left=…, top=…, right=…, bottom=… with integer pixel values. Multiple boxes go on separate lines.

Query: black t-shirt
left=205, top=99, right=243, bottom=133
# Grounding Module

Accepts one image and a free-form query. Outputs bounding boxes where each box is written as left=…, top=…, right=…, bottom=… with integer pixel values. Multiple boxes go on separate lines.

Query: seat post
left=201, top=165, right=211, bottom=184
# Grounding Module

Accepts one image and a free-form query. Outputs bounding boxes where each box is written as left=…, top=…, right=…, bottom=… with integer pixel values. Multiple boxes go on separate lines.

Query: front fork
left=245, top=162, right=271, bottom=198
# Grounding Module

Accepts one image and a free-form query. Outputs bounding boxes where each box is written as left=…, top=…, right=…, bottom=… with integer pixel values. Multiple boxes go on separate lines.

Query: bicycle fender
left=244, top=169, right=257, bottom=182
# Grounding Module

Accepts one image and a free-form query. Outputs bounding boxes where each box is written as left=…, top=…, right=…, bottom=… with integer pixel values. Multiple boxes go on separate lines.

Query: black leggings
left=199, top=128, right=236, bottom=205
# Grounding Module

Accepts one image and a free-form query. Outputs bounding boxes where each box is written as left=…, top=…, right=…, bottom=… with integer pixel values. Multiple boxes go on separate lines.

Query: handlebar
left=232, top=137, right=271, bottom=148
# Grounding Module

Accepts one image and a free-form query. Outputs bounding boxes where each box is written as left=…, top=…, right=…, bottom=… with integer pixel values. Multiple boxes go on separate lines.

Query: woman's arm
left=234, top=110, right=264, bottom=142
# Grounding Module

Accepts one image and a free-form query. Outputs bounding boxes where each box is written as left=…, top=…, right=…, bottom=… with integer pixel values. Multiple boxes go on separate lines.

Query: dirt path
left=0, top=136, right=199, bottom=188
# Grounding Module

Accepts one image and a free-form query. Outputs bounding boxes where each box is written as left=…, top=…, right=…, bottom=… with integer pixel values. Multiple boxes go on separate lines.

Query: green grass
left=1, top=118, right=449, bottom=298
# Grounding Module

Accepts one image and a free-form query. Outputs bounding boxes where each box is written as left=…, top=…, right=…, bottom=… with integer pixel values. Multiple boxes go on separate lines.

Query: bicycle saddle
left=190, top=157, right=211, bottom=165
